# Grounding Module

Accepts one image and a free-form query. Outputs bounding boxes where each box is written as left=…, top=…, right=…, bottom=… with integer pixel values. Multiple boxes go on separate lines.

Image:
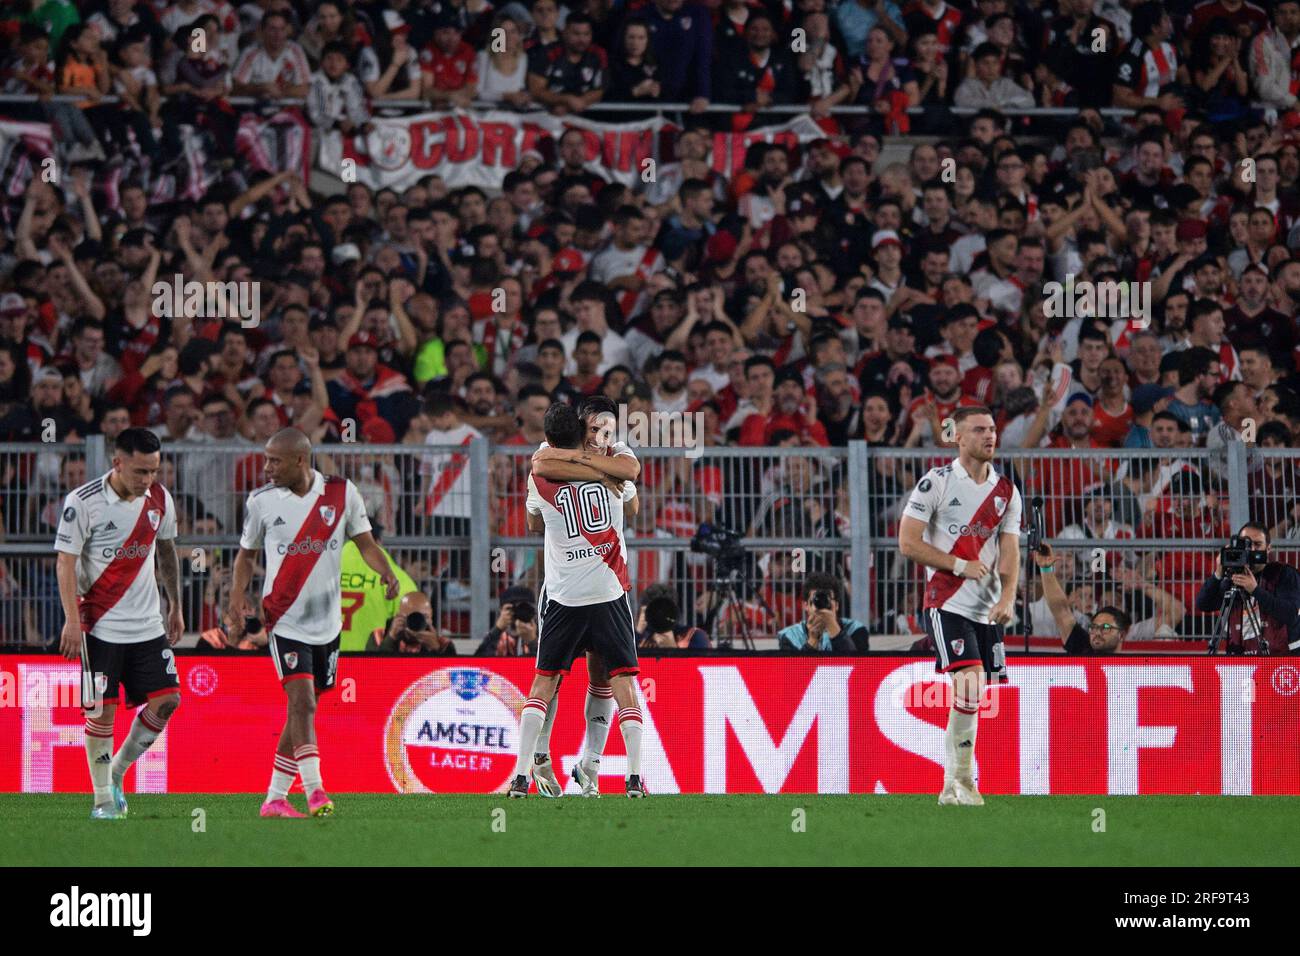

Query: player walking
left=55, top=427, right=184, bottom=820
left=227, top=428, right=398, bottom=818
left=898, top=406, right=1021, bottom=806
left=510, top=402, right=646, bottom=798
left=527, top=395, right=639, bottom=797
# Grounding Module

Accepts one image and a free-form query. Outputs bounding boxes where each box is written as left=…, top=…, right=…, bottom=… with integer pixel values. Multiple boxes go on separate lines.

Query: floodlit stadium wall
left=1, top=655, right=1296, bottom=795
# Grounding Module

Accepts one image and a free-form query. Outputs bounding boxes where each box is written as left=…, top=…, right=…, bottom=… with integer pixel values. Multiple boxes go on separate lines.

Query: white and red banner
left=319, top=109, right=671, bottom=192
left=317, top=110, right=829, bottom=192
left=3, top=655, right=1295, bottom=795
left=237, top=108, right=312, bottom=184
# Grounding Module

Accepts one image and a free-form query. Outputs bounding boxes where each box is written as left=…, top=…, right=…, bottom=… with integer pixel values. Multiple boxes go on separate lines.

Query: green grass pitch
left=2, top=794, right=1298, bottom=866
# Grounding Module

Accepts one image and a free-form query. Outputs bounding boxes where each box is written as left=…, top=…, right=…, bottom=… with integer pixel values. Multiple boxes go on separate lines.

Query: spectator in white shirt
left=231, top=10, right=311, bottom=98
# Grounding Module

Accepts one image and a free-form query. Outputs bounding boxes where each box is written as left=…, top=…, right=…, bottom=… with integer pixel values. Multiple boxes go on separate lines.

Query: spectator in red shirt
left=1034, top=393, right=1114, bottom=534
left=421, top=10, right=478, bottom=108
left=1091, top=356, right=1135, bottom=447
left=739, top=367, right=830, bottom=445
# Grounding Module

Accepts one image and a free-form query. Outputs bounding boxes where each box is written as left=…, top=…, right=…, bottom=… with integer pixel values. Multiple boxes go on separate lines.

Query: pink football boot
left=307, top=789, right=335, bottom=817
left=260, top=798, right=307, bottom=819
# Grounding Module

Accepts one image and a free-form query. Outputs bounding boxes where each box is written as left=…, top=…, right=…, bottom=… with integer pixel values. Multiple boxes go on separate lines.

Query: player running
left=227, top=428, right=399, bottom=818
left=526, top=395, right=639, bottom=797
left=898, top=405, right=1021, bottom=806
left=510, top=402, right=646, bottom=798
left=55, top=427, right=184, bottom=820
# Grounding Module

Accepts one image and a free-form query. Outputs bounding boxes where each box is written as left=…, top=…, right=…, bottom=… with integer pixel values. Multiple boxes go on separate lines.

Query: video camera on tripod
left=1220, top=536, right=1268, bottom=576
left=690, top=522, right=748, bottom=575
left=690, top=522, right=771, bottom=650
left=1208, top=536, right=1270, bottom=655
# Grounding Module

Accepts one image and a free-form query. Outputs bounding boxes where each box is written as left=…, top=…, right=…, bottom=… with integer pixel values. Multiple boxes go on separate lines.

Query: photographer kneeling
left=475, top=586, right=538, bottom=656
left=777, top=574, right=869, bottom=654
left=378, top=592, right=458, bottom=655
left=1034, top=543, right=1129, bottom=654
left=636, top=588, right=710, bottom=650
left=1195, top=524, right=1300, bottom=655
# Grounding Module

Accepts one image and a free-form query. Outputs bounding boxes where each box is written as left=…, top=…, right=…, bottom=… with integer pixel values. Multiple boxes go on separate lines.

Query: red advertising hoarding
left=1, top=655, right=1296, bottom=795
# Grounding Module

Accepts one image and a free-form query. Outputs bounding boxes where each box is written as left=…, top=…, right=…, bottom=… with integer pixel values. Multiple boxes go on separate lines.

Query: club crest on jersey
left=951, top=638, right=965, bottom=655
left=319, top=505, right=337, bottom=525
left=681, top=15, right=691, bottom=29
left=283, top=651, right=298, bottom=669
left=994, top=496, right=1007, bottom=515
left=147, top=509, right=161, bottom=530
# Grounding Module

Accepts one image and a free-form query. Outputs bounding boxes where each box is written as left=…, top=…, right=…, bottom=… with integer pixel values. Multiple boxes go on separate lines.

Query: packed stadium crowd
left=3, top=0, right=1300, bottom=652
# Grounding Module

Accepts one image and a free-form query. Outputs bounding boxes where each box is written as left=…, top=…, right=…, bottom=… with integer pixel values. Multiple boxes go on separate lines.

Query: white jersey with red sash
left=54, top=474, right=176, bottom=643
left=240, top=470, right=371, bottom=645
left=589, top=243, right=663, bottom=319
left=421, top=423, right=481, bottom=518
left=526, top=473, right=636, bottom=606
left=904, top=458, right=1022, bottom=624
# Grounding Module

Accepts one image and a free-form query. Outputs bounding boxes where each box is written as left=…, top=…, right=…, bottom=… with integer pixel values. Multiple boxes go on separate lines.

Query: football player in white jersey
left=226, top=429, right=399, bottom=818
left=56, top=427, right=184, bottom=820
left=526, top=395, right=639, bottom=797
left=899, top=405, right=1022, bottom=807
left=509, top=402, right=648, bottom=798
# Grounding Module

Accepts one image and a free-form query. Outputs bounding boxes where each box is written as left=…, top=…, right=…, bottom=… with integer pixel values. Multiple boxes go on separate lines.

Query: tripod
left=1207, top=582, right=1262, bottom=655
left=701, top=567, right=772, bottom=651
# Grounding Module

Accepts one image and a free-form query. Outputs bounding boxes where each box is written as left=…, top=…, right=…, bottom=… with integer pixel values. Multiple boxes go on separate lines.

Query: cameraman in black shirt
left=1195, top=523, right=1300, bottom=655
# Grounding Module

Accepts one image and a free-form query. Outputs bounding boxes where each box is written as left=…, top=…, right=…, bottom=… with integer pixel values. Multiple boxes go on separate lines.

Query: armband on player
left=952, top=557, right=967, bottom=576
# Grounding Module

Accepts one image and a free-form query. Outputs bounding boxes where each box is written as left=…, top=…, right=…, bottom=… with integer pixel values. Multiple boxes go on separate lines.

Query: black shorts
left=536, top=591, right=638, bottom=677
left=923, top=608, right=1008, bottom=683
left=269, top=633, right=341, bottom=692
left=81, top=634, right=180, bottom=710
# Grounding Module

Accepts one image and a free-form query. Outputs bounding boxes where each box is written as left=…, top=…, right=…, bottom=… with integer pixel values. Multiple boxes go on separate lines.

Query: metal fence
left=2, top=438, right=1294, bottom=651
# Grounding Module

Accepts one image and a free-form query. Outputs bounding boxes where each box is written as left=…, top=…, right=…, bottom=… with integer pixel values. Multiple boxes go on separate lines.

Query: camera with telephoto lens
left=511, top=601, right=535, bottom=624
left=1221, top=537, right=1267, bottom=575
left=405, top=611, right=428, bottom=633
left=810, top=590, right=833, bottom=610
left=244, top=616, right=263, bottom=634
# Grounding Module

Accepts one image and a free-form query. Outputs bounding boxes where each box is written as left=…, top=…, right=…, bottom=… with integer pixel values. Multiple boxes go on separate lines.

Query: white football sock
left=581, top=685, right=615, bottom=767
left=294, top=744, right=322, bottom=793
left=514, top=697, right=548, bottom=778
left=85, top=716, right=115, bottom=804
left=267, top=752, right=297, bottom=802
left=111, top=707, right=167, bottom=785
left=947, top=696, right=980, bottom=781
left=534, top=684, right=559, bottom=759
left=618, top=706, right=643, bottom=778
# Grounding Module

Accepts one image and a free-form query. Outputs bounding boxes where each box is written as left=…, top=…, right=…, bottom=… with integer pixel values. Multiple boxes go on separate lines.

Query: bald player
left=228, top=428, right=399, bottom=818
